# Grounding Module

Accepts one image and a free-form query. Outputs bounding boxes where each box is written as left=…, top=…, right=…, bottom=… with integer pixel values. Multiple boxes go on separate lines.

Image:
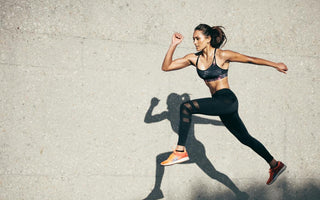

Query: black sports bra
left=196, top=48, right=228, bottom=82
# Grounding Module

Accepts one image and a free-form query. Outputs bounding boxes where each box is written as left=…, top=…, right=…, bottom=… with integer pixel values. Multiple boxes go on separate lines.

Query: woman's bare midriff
left=205, top=77, right=230, bottom=94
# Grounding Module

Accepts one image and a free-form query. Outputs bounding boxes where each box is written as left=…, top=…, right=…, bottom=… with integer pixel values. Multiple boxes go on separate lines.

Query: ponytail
left=194, top=24, right=227, bottom=48
left=211, top=26, right=227, bottom=48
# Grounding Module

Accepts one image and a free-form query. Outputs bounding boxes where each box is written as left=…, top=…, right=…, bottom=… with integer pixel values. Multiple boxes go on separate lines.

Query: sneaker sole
left=161, top=157, right=189, bottom=166
left=267, top=164, right=287, bottom=185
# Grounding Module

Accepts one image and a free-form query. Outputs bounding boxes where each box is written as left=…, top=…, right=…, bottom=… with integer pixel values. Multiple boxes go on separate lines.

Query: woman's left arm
left=222, top=50, right=288, bottom=74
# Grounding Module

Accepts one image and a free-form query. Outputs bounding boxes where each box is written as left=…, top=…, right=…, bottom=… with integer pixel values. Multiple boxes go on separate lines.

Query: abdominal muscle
left=205, top=77, right=230, bottom=94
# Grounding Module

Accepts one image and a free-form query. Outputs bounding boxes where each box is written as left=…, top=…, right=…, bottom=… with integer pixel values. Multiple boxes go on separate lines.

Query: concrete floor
left=0, top=0, right=319, bottom=199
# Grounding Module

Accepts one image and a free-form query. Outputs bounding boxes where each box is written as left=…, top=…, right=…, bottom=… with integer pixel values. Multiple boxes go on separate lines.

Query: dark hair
left=194, top=24, right=227, bottom=48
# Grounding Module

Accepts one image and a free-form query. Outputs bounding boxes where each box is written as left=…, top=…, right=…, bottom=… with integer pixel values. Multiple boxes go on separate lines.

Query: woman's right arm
left=162, top=33, right=193, bottom=71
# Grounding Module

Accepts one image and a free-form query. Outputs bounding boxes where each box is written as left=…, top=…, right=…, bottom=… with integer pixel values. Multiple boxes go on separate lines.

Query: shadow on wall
left=143, top=93, right=249, bottom=200
left=191, top=178, right=320, bottom=200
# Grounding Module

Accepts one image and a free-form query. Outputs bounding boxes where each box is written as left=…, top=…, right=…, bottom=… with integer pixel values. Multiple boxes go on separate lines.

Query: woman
left=160, top=24, right=287, bottom=185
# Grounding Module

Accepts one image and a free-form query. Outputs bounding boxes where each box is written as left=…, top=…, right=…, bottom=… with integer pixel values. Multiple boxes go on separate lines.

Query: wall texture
left=0, top=0, right=319, bottom=199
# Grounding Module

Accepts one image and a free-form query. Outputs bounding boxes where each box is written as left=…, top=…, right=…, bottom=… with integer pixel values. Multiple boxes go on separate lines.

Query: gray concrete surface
left=0, top=0, right=319, bottom=199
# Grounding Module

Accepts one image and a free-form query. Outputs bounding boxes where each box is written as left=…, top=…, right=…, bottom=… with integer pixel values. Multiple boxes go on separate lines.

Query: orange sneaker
left=266, top=161, right=286, bottom=185
left=161, top=150, right=189, bottom=166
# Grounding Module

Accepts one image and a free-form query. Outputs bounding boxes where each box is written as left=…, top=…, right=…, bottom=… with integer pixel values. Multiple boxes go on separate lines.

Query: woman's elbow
left=161, top=65, right=171, bottom=71
left=246, top=56, right=256, bottom=64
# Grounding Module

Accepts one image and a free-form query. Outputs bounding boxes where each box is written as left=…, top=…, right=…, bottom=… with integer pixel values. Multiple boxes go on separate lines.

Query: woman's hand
left=162, top=32, right=191, bottom=71
left=171, top=33, right=184, bottom=46
left=275, top=63, right=288, bottom=74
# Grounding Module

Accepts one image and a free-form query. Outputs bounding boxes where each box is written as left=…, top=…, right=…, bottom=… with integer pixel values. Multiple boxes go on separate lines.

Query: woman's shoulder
left=217, top=49, right=237, bottom=59
left=182, top=52, right=200, bottom=66
left=183, top=52, right=200, bottom=57
left=218, top=49, right=240, bottom=55
left=184, top=52, right=199, bottom=61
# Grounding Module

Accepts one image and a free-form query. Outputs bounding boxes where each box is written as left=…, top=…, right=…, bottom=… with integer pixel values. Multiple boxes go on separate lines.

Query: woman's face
left=193, top=30, right=211, bottom=51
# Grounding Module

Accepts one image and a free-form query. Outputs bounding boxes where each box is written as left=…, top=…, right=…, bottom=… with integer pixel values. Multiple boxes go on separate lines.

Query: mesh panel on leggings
left=181, top=101, right=200, bottom=123
left=178, top=100, right=200, bottom=145
left=182, top=103, right=191, bottom=122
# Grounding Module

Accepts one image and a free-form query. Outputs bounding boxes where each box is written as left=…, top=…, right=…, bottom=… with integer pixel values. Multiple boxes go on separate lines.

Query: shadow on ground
left=190, top=178, right=320, bottom=200
left=143, top=93, right=248, bottom=199
left=142, top=93, right=320, bottom=200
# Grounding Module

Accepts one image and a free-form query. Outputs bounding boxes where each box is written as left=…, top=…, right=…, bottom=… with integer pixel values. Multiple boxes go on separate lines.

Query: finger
left=175, top=33, right=183, bottom=39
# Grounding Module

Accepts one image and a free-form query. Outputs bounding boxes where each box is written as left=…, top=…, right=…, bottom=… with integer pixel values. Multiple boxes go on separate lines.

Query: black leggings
left=178, top=88, right=274, bottom=163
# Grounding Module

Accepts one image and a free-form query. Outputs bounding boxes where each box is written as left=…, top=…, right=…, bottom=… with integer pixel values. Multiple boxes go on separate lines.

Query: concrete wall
left=0, top=0, right=319, bottom=199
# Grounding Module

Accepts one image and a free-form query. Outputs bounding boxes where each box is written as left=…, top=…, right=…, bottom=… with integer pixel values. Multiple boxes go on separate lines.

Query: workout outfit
left=196, top=48, right=228, bottom=82
left=160, top=46, right=286, bottom=185
left=177, top=48, right=274, bottom=163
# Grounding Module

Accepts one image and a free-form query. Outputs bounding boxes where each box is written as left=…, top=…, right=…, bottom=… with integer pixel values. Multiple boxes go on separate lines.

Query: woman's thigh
left=189, top=97, right=236, bottom=116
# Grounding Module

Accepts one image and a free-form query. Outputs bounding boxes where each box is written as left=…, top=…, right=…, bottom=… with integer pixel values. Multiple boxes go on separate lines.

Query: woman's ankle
left=175, top=145, right=185, bottom=152
left=269, top=159, right=277, bottom=168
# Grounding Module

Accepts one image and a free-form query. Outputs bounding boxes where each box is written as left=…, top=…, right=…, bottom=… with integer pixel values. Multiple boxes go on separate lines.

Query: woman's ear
left=206, top=36, right=211, bottom=44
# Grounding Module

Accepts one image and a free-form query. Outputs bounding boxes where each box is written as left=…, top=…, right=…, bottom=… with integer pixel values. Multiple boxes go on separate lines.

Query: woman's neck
left=202, top=46, right=215, bottom=58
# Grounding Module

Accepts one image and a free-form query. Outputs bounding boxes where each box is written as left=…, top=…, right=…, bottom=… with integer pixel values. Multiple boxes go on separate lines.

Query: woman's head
left=193, top=24, right=227, bottom=50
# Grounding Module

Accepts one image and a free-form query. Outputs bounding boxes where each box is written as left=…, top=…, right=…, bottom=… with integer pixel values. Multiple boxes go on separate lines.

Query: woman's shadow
left=143, top=93, right=249, bottom=200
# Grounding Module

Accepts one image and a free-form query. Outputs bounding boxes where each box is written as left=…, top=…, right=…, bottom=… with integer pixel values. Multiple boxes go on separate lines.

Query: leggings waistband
left=212, top=88, right=234, bottom=97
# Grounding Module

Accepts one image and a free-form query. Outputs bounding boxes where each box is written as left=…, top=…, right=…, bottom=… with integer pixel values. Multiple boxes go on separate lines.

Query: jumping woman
left=160, top=24, right=287, bottom=185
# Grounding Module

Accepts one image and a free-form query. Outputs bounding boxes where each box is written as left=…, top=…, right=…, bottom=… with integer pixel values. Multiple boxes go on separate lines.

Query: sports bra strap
left=213, top=48, right=217, bottom=65
left=196, top=48, right=217, bottom=67
left=196, top=54, right=200, bottom=67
